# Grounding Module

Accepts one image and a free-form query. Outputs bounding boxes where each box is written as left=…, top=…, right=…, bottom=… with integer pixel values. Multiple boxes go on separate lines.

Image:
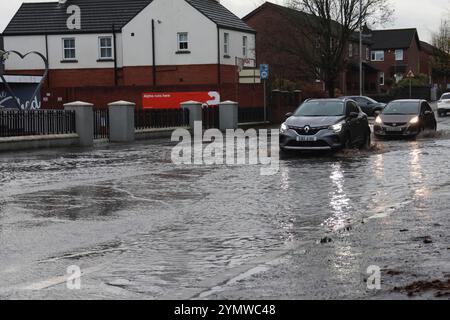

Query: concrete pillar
left=64, top=101, right=94, bottom=147
left=181, top=101, right=203, bottom=129
left=108, top=100, right=135, bottom=143
left=219, top=100, right=238, bottom=130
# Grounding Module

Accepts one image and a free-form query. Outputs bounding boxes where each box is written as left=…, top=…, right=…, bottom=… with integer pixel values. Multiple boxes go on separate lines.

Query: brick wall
left=40, top=83, right=264, bottom=110
left=7, top=64, right=238, bottom=88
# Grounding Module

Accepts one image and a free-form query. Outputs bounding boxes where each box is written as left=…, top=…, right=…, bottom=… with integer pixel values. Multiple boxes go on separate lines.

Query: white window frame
left=98, top=36, right=113, bottom=60
left=349, top=43, right=353, bottom=58
left=379, top=72, right=385, bottom=86
left=395, top=49, right=404, bottom=61
left=371, top=50, right=384, bottom=62
left=224, top=33, right=230, bottom=56
left=177, top=32, right=189, bottom=51
left=242, top=36, right=248, bottom=58
left=62, top=38, right=76, bottom=61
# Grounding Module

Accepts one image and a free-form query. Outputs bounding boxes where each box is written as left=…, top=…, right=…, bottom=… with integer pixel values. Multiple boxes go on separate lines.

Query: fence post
left=181, top=101, right=202, bottom=130
left=219, top=100, right=238, bottom=130
left=64, top=101, right=94, bottom=147
left=108, top=100, right=135, bottom=143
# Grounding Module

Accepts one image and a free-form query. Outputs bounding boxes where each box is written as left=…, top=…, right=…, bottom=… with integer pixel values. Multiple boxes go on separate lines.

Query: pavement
left=0, top=108, right=449, bottom=300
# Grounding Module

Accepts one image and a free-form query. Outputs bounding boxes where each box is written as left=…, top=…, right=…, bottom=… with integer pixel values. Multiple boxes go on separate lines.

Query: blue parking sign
left=260, top=64, right=269, bottom=80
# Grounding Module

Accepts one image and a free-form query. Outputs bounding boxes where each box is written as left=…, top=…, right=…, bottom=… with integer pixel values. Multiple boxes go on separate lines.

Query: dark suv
left=280, top=98, right=371, bottom=152
left=341, top=96, right=386, bottom=116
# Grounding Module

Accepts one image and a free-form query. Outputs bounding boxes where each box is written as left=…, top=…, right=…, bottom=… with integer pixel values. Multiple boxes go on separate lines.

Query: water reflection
left=323, top=162, right=351, bottom=232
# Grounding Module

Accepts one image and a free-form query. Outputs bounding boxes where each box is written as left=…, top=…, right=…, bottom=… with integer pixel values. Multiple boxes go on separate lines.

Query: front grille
left=290, top=126, right=328, bottom=136
left=287, top=140, right=329, bottom=148
left=384, top=122, right=407, bottom=127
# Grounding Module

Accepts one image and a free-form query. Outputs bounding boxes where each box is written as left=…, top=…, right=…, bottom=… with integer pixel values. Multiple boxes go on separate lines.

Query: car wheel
left=359, top=131, right=371, bottom=150
left=343, top=133, right=353, bottom=150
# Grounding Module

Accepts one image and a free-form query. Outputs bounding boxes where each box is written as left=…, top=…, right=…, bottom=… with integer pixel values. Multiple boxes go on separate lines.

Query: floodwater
left=0, top=113, right=449, bottom=300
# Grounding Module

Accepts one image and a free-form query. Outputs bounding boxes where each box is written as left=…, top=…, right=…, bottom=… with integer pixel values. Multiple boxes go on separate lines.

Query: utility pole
left=359, top=0, right=363, bottom=96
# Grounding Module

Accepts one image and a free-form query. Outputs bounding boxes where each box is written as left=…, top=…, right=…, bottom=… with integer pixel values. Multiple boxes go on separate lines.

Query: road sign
left=406, top=70, right=415, bottom=78
left=260, top=64, right=269, bottom=80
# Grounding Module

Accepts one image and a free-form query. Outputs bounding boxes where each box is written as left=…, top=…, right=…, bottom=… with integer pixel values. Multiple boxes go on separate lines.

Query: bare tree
left=286, top=0, right=392, bottom=97
left=431, top=19, right=450, bottom=87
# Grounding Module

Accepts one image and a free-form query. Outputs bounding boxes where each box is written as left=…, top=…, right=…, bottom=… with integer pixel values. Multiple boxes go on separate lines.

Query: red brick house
left=366, top=28, right=422, bottom=92
left=242, top=2, right=378, bottom=96
left=243, top=2, right=438, bottom=96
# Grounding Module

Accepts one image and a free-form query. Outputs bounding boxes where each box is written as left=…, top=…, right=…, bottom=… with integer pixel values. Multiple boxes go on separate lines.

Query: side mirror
left=285, top=112, right=294, bottom=119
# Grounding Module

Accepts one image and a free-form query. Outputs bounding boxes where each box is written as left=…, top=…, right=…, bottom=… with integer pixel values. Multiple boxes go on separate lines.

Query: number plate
left=386, top=127, right=403, bottom=132
left=296, top=135, right=317, bottom=142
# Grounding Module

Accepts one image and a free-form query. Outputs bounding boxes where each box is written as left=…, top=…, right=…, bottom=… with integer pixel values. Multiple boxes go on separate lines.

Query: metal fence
left=202, top=105, right=220, bottom=129
left=93, top=109, right=109, bottom=140
left=238, top=107, right=265, bottom=124
left=0, top=109, right=76, bottom=138
left=135, top=108, right=189, bottom=130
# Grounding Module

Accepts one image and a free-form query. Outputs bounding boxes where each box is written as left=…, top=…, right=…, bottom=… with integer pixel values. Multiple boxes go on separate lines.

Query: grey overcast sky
left=0, top=0, right=449, bottom=42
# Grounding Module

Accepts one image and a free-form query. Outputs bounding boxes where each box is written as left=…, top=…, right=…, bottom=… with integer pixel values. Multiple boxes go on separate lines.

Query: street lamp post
left=359, top=0, right=363, bottom=97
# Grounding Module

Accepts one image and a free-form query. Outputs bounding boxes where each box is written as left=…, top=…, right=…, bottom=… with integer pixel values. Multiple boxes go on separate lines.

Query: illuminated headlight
left=280, top=123, right=288, bottom=134
left=329, top=122, right=343, bottom=133
left=409, top=116, right=419, bottom=124
left=375, top=116, right=383, bottom=124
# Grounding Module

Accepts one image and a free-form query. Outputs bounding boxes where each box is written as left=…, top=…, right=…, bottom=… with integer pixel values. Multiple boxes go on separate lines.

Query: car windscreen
left=382, top=102, right=419, bottom=115
left=294, top=101, right=344, bottom=117
left=441, top=93, right=450, bottom=100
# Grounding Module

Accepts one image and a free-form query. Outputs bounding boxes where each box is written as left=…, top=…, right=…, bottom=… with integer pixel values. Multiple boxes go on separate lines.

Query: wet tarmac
left=0, top=108, right=449, bottom=300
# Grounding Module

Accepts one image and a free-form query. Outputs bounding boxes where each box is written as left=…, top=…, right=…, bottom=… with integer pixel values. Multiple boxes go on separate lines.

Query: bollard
left=219, top=101, right=238, bottom=130
left=108, top=100, right=135, bottom=143
left=64, top=101, right=94, bottom=147
left=181, top=101, right=203, bottom=130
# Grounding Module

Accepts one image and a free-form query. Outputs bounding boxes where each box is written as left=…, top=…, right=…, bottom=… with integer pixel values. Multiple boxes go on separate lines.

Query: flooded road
left=0, top=112, right=449, bottom=299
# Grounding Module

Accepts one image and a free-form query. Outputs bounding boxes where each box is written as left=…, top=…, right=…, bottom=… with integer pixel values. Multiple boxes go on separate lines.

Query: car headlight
left=329, top=122, right=344, bottom=133
left=409, top=116, right=419, bottom=124
left=375, top=116, right=383, bottom=124
left=280, top=123, right=288, bottom=133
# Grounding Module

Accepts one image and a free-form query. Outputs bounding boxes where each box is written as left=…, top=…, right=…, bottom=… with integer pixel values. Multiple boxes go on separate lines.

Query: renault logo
left=304, top=126, right=311, bottom=133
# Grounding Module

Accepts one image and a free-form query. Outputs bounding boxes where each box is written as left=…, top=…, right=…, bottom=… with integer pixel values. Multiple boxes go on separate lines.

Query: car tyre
left=359, top=131, right=371, bottom=150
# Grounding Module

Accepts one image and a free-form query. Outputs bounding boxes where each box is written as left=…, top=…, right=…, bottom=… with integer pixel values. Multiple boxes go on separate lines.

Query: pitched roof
left=368, top=28, right=420, bottom=50
left=3, top=0, right=153, bottom=35
left=243, top=2, right=370, bottom=43
left=3, top=0, right=254, bottom=36
left=186, top=0, right=255, bottom=33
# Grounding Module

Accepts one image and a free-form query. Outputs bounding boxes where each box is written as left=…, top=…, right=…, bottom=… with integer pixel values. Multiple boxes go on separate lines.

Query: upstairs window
left=242, top=36, right=248, bottom=57
left=177, top=32, right=189, bottom=51
left=348, top=43, right=353, bottom=57
left=224, top=33, right=230, bottom=56
left=366, top=47, right=370, bottom=60
left=99, top=36, right=113, bottom=59
left=371, top=50, right=384, bottom=61
left=62, top=38, right=76, bottom=60
left=395, top=49, right=404, bottom=61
